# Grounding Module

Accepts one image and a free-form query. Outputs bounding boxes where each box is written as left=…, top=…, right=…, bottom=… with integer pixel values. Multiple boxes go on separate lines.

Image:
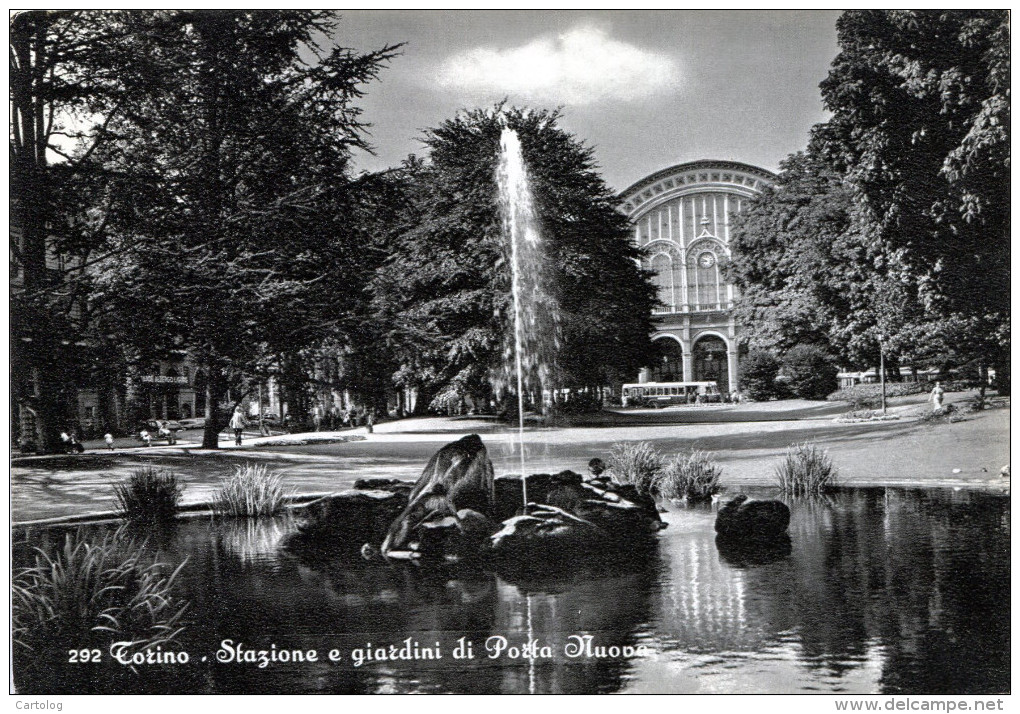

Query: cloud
left=437, top=25, right=679, bottom=104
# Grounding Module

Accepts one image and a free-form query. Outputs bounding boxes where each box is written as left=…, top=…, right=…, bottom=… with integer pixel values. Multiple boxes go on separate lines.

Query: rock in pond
left=381, top=434, right=496, bottom=560
left=714, top=494, right=790, bottom=540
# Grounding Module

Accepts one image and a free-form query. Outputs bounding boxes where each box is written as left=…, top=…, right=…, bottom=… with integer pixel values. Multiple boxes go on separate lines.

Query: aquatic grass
left=214, top=464, right=288, bottom=517
left=12, top=527, right=188, bottom=657
left=657, top=450, right=722, bottom=502
left=774, top=442, right=838, bottom=495
left=114, top=467, right=184, bottom=522
left=606, top=442, right=665, bottom=495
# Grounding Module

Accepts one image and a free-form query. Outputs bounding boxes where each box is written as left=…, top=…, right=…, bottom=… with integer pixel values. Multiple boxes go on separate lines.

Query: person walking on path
left=229, top=407, right=247, bottom=446
left=929, top=381, right=945, bottom=411
left=104, top=433, right=115, bottom=451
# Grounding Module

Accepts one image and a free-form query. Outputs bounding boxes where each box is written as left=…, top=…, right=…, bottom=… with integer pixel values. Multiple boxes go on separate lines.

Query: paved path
left=11, top=394, right=1009, bottom=524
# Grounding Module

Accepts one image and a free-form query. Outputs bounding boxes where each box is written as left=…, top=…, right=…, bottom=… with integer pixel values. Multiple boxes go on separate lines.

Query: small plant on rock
left=214, top=464, right=287, bottom=517
left=657, top=450, right=722, bottom=502
left=774, top=442, right=838, bottom=495
left=114, top=467, right=183, bottom=522
left=606, top=441, right=664, bottom=495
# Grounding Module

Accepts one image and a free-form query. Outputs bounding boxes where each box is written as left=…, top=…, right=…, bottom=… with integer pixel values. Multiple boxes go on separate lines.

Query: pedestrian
left=60, top=431, right=71, bottom=452
left=158, top=420, right=171, bottom=443
left=366, top=409, right=375, bottom=434
left=229, top=406, right=247, bottom=445
left=140, top=429, right=152, bottom=447
left=104, top=433, right=115, bottom=451
left=930, top=381, right=945, bottom=410
left=68, top=432, right=84, bottom=454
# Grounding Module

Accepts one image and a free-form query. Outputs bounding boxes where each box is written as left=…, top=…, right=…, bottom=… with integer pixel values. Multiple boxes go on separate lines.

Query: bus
left=621, top=381, right=722, bottom=408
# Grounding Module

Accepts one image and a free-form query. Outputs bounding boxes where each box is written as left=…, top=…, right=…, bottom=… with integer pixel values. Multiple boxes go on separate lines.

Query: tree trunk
left=201, top=368, right=226, bottom=449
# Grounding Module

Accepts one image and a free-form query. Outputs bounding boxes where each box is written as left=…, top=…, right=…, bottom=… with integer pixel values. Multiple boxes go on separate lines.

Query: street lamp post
left=879, top=340, right=887, bottom=415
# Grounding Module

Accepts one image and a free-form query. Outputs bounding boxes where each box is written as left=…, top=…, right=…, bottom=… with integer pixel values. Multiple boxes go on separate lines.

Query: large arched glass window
left=686, top=247, right=723, bottom=310
left=650, top=253, right=675, bottom=313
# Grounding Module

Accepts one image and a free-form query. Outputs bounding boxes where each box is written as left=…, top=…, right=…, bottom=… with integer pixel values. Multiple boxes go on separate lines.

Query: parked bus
left=621, top=381, right=722, bottom=408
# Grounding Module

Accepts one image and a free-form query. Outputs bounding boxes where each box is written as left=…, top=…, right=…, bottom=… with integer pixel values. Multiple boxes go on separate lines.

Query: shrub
left=826, top=382, right=927, bottom=406
left=214, top=464, right=288, bottom=517
left=657, top=450, right=722, bottom=502
left=782, top=345, right=838, bottom=400
left=114, top=467, right=183, bottom=522
left=739, top=350, right=782, bottom=401
left=774, top=442, right=838, bottom=495
left=606, top=442, right=664, bottom=495
left=12, top=527, right=188, bottom=660
left=920, top=404, right=959, bottom=423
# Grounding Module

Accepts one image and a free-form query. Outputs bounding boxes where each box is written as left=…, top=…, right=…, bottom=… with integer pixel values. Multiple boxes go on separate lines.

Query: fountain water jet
left=496, top=125, right=559, bottom=514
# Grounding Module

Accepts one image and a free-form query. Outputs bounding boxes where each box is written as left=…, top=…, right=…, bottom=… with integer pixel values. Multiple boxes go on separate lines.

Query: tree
left=86, top=11, right=400, bottom=446
left=782, top=344, right=839, bottom=400
left=729, top=149, right=935, bottom=373
left=817, top=10, right=1010, bottom=390
left=738, top=350, right=781, bottom=401
left=10, top=11, right=148, bottom=451
left=375, top=105, right=657, bottom=413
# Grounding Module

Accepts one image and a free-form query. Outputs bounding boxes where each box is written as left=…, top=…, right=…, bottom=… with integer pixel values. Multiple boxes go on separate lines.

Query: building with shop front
left=618, top=160, right=776, bottom=395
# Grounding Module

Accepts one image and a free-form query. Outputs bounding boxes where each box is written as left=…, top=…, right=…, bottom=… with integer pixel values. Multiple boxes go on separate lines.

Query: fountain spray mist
left=496, top=124, right=559, bottom=514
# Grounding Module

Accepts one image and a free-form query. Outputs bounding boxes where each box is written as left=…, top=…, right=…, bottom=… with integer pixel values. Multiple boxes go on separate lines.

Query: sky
left=334, top=10, right=843, bottom=193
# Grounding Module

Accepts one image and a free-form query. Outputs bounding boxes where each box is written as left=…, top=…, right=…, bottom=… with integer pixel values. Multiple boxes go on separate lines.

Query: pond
left=12, top=487, right=1009, bottom=694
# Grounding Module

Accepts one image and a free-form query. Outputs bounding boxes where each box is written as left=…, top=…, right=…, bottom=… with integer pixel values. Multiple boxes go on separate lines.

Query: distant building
left=618, top=160, right=776, bottom=394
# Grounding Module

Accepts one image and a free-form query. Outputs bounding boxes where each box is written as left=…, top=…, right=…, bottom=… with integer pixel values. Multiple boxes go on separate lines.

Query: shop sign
left=141, top=375, right=189, bottom=385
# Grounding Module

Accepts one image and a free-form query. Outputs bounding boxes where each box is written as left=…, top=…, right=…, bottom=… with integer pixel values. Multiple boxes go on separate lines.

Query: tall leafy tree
left=88, top=11, right=400, bottom=446
left=817, top=10, right=1010, bottom=388
left=376, top=105, right=656, bottom=413
left=729, top=149, right=928, bottom=370
left=10, top=11, right=151, bottom=451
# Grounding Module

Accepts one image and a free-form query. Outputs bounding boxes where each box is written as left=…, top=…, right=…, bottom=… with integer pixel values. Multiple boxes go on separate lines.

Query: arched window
left=650, top=253, right=675, bottom=313
left=686, top=246, right=723, bottom=310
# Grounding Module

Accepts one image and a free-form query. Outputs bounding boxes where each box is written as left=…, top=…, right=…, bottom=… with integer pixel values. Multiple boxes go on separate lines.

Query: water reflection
left=11, top=489, right=1009, bottom=694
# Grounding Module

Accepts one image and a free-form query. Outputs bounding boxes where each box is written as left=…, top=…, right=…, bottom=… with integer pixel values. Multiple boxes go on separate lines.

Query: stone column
left=682, top=347, right=693, bottom=382
left=638, top=368, right=650, bottom=384
left=728, top=350, right=739, bottom=393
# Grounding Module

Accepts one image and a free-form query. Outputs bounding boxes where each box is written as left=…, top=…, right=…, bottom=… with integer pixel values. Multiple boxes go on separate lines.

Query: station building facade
left=618, top=160, right=776, bottom=395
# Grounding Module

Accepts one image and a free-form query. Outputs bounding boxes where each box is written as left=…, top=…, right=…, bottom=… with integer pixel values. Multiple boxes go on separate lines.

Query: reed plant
left=606, top=442, right=664, bottom=495
left=114, top=467, right=184, bottom=522
left=657, top=450, right=722, bottom=502
left=774, top=442, right=838, bottom=495
left=12, top=527, right=188, bottom=657
left=214, top=464, right=288, bottom=517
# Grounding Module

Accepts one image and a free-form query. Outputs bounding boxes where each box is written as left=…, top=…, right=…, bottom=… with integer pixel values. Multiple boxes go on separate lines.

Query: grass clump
left=774, top=442, right=838, bottom=495
left=12, top=527, right=188, bottom=660
left=658, top=450, right=722, bottom=502
left=606, top=441, right=665, bottom=495
left=214, top=464, right=287, bottom=517
left=114, top=467, right=183, bottom=522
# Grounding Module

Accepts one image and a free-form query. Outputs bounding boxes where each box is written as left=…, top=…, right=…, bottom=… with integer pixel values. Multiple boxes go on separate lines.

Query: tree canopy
left=731, top=10, right=1009, bottom=387
left=82, top=11, right=400, bottom=445
left=375, top=105, right=657, bottom=412
left=818, top=10, right=1009, bottom=383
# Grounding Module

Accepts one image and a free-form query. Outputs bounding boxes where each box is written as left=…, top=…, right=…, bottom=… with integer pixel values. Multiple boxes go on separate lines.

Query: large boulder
left=381, top=434, right=496, bottom=559
left=715, top=494, right=790, bottom=540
